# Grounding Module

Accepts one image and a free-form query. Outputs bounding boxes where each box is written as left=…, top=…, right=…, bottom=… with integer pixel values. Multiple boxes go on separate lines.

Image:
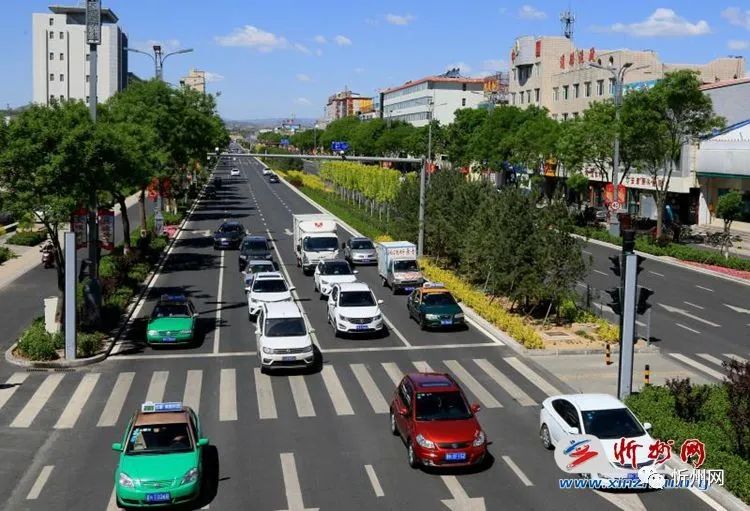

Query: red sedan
left=390, top=372, right=487, bottom=468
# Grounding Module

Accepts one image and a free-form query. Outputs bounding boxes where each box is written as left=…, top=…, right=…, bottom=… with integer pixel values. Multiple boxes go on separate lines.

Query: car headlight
left=147, top=330, right=158, bottom=336
left=338, top=314, right=349, bottom=322
left=180, top=467, right=199, bottom=485
left=301, top=345, right=314, bottom=353
left=473, top=430, right=486, bottom=447
left=262, top=347, right=274, bottom=354
left=416, top=434, right=435, bottom=449
left=119, top=472, right=135, bottom=488
left=179, top=329, right=192, bottom=334
left=425, top=314, right=440, bottom=320
left=372, top=314, right=382, bottom=321
left=454, top=312, right=464, bottom=319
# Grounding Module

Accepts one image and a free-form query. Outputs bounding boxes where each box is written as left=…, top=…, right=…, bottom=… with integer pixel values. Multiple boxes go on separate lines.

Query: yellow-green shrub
left=419, top=258, right=544, bottom=349
left=595, top=319, right=619, bottom=343
left=374, top=234, right=394, bottom=243
left=285, top=170, right=326, bottom=191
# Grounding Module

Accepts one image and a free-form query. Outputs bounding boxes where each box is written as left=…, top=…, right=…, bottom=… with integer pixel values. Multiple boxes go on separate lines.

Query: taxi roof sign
left=141, top=401, right=183, bottom=413
left=422, top=282, right=446, bottom=289
left=160, top=294, right=187, bottom=302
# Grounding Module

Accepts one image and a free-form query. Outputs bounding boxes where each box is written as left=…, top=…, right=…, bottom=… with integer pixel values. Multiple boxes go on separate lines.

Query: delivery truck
left=376, top=241, right=425, bottom=294
left=293, top=214, right=339, bottom=275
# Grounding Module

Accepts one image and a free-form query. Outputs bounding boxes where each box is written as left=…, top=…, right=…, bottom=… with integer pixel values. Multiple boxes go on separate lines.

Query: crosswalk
left=668, top=351, right=749, bottom=381
left=0, top=357, right=552, bottom=431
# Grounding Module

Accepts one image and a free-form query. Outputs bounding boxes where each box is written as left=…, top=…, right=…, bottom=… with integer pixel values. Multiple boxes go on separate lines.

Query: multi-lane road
left=0, top=157, right=722, bottom=510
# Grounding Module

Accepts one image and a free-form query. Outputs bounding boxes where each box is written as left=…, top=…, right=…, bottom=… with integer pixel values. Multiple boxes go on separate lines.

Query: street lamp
left=126, top=45, right=194, bottom=81
left=589, top=60, right=648, bottom=236
left=417, top=98, right=446, bottom=257
left=313, top=123, right=319, bottom=154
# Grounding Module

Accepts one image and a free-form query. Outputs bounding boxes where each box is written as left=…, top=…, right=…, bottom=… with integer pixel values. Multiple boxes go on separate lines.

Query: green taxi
left=407, top=283, right=465, bottom=330
left=146, top=295, right=198, bottom=345
left=112, top=402, right=208, bottom=508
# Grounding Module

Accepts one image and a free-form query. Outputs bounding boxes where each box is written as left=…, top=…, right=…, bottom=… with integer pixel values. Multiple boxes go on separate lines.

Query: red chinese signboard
left=569, top=52, right=575, bottom=66
left=577, top=50, right=584, bottom=64
left=560, top=54, right=565, bottom=69
left=588, top=48, right=596, bottom=61
left=604, top=183, right=627, bottom=205
left=72, top=207, right=88, bottom=249
left=98, top=208, right=115, bottom=251
left=535, top=40, right=541, bottom=57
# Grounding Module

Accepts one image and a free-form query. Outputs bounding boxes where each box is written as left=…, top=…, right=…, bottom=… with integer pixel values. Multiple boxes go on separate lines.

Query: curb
left=575, top=234, right=750, bottom=287
left=663, top=456, right=749, bottom=511
left=4, top=342, right=107, bottom=369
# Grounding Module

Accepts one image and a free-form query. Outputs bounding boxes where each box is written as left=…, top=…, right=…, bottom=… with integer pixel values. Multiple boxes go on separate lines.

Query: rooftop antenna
left=560, top=8, right=575, bottom=39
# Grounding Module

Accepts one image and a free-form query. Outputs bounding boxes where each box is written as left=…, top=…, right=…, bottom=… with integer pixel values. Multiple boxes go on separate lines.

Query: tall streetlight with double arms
left=126, top=45, right=194, bottom=80
left=417, top=98, right=446, bottom=257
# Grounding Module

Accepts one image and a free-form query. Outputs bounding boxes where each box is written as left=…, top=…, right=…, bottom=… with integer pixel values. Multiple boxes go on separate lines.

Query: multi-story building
left=32, top=5, right=128, bottom=105
left=325, top=89, right=373, bottom=121
left=479, top=72, right=509, bottom=109
left=381, top=69, right=485, bottom=127
left=180, top=68, right=206, bottom=93
left=508, top=35, right=745, bottom=121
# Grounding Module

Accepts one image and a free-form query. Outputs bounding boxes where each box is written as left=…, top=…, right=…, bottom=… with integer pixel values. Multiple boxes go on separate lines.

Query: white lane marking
left=284, top=228, right=293, bottom=236
left=593, top=269, right=607, bottom=276
left=576, top=282, right=587, bottom=289
left=649, top=271, right=665, bottom=277
left=440, top=475, right=485, bottom=509
left=213, top=250, right=225, bottom=354
left=635, top=320, right=646, bottom=327
left=669, top=353, right=726, bottom=380
left=444, top=360, right=502, bottom=408
left=659, top=304, right=721, bottom=327
left=54, top=373, right=100, bottom=429
left=0, top=373, right=29, bottom=412
left=26, top=465, right=54, bottom=500
left=381, top=314, right=411, bottom=347
left=695, top=285, right=714, bottom=292
left=350, top=364, right=389, bottom=414
left=687, top=484, right=731, bottom=510
left=725, top=303, right=750, bottom=314
left=473, top=359, right=536, bottom=406
left=220, top=369, right=238, bottom=421
left=582, top=250, right=592, bottom=255
left=413, top=361, right=433, bottom=372
left=321, top=365, right=354, bottom=416
left=464, top=316, right=504, bottom=345
left=381, top=362, right=404, bottom=386
left=183, top=370, right=203, bottom=414
left=725, top=354, right=747, bottom=364
left=676, top=323, right=701, bottom=334
left=254, top=368, right=277, bottom=420
left=364, top=464, right=384, bottom=497
left=684, top=301, right=704, bottom=310
left=503, top=357, right=561, bottom=397
left=502, top=456, right=533, bottom=486
left=279, top=453, right=317, bottom=511
left=696, top=353, right=725, bottom=367
left=593, top=491, right=647, bottom=511
left=289, top=376, right=316, bottom=418
left=106, top=486, right=118, bottom=511
left=97, top=372, right=135, bottom=427
left=145, top=371, right=168, bottom=403
left=10, top=373, right=65, bottom=428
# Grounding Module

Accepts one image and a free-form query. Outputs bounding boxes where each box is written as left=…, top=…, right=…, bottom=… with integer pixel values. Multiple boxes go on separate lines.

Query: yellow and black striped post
left=644, top=364, right=651, bottom=386
left=605, top=343, right=612, bottom=365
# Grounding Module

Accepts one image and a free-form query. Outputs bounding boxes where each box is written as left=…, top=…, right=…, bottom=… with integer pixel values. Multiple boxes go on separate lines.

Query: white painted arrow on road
left=284, top=228, right=293, bottom=236
left=277, top=453, right=318, bottom=511
left=441, top=476, right=485, bottom=511
left=659, top=304, right=721, bottom=327
left=725, top=303, right=750, bottom=315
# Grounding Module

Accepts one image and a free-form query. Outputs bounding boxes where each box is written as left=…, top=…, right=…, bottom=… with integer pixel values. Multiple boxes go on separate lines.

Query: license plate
left=404, top=287, right=415, bottom=292
left=162, top=336, right=176, bottom=342
left=146, top=493, right=171, bottom=503
left=440, top=319, right=452, bottom=326
left=627, top=472, right=639, bottom=479
left=445, top=452, right=467, bottom=461
left=221, top=240, right=229, bottom=245
left=282, top=356, right=296, bottom=361
left=355, top=325, right=369, bottom=330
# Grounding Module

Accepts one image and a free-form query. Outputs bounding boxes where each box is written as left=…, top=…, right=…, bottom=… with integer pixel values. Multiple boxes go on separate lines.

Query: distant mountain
left=224, top=118, right=318, bottom=129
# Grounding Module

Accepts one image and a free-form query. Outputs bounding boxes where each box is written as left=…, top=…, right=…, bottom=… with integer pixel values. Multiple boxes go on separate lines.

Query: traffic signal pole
left=617, top=252, right=638, bottom=400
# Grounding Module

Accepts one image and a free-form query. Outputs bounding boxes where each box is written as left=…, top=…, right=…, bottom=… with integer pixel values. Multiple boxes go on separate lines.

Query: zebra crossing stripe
left=381, top=362, right=404, bottom=386
left=220, top=369, right=238, bottom=421
left=669, top=353, right=725, bottom=380
left=321, top=366, right=354, bottom=416
left=10, top=373, right=65, bottom=428
left=183, top=370, right=203, bottom=414
left=696, top=353, right=724, bottom=367
left=54, top=373, right=100, bottom=429
left=444, top=360, right=502, bottom=408
left=97, top=372, right=134, bottom=427
left=351, top=364, right=389, bottom=414
left=412, top=361, right=433, bottom=372
left=503, top=357, right=561, bottom=397
left=0, top=372, right=29, bottom=412
left=145, top=371, right=169, bottom=403
left=254, top=368, right=277, bottom=420
left=473, top=359, right=536, bottom=406
left=289, top=376, right=315, bottom=418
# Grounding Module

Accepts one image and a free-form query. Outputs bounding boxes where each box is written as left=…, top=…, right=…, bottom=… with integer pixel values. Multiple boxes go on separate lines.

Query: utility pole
left=417, top=99, right=433, bottom=258
left=126, top=46, right=193, bottom=80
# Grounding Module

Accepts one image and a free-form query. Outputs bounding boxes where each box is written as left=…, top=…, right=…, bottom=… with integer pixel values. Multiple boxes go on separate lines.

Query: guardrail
left=0, top=222, right=18, bottom=236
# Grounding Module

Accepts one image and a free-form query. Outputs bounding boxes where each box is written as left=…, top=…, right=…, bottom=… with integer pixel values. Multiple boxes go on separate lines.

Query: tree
left=716, top=190, right=743, bottom=258
left=445, top=108, right=488, bottom=167
left=623, top=71, right=724, bottom=237
left=389, top=173, right=419, bottom=241
left=290, top=129, right=316, bottom=152
left=319, top=116, right=360, bottom=152
left=257, top=131, right=282, bottom=145
left=566, top=172, right=589, bottom=209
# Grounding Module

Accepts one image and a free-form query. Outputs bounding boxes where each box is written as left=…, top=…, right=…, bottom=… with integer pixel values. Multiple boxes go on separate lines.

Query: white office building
left=32, top=5, right=128, bottom=106
left=381, top=70, right=485, bottom=127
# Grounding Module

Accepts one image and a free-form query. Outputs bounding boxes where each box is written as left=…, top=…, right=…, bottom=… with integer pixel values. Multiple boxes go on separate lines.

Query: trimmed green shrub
left=16, top=320, right=59, bottom=361
left=77, top=331, right=105, bottom=358
left=0, top=246, right=15, bottom=265
left=149, top=235, right=168, bottom=253
left=127, top=262, right=150, bottom=283
left=7, top=230, right=47, bottom=246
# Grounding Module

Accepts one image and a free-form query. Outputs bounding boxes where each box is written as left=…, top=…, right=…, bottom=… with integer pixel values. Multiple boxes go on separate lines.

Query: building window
left=552, top=114, right=558, bottom=121
left=49, top=17, right=54, bottom=26
left=49, top=52, right=54, bottom=60
left=510, top=93, right=516, bottom=105
left=520, top=91, right=524, bottom=104
left=59, top=31, right=64, bottom=39
left=86, top=75, right=90, bottom=83
left=573, top=83, right=580, bottom=98
left=462, top=98, right=466, bottom=107
left=596, top=80, right=604, bottom=96
left=584, top=82, right=591, bottom=97
left=553, top=87, right=559, bottom=101
left=462, top=83, right=467, bottom=91
left=535, top=88, right=540, bottom=103
left=59, top=74, right=64, bottom=81
left=60, top=53, right=64, bottom=60
left=512, top=68, right=517, bottom=81
left=49, top=32, right=54, bottom=39
left=572, top=112, right=579, bottom=119
left=49, top=73, right=55, bottom=81
left=562, top=113, right=568, bottom=121
left=86, top=54, right=90, bottom=61
left=562, top=85, right=569, bottom=100
left=86, top=96, right=90, bottom=103
left=609, top=78, right=615, bottom=95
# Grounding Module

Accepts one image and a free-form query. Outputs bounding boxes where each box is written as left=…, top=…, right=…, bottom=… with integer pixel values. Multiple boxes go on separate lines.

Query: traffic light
left=608, top=255, right=621, bottom=277
left=622, top=230, right=636, bottom=253
left=606, top=287, right=622, bottom=315
left=635, top=255, right=646, bottom=277
left=636, top=287, right=654, bottom=315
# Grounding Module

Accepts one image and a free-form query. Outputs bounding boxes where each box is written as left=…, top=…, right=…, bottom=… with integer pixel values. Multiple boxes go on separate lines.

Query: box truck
left=293, top=214, right=339, bottom=275
left=376, top=241, right=425, bottom=294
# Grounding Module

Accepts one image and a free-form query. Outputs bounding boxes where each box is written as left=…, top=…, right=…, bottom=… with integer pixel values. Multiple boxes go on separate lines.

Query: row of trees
left=319, top=161, right=401, bottom=219
left=0, top=80, right=229, bottom=294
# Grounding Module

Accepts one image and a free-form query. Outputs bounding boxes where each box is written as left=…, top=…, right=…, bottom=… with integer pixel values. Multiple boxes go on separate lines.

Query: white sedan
left=246, top=272, right=294, bottom=319
left=327, top=282, right=384, bottom=337
left=313, top=259, right=358, bottom=298
left=230, top=168, right=240, bottom=177
left=262, top=167, right=272, bottom=176
left=539, top=393, right=655, bottom=481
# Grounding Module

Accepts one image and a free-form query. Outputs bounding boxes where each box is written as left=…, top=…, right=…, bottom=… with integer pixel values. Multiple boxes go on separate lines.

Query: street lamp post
left=126, top=45, right=194, bottom=80
left=313, top=123, right=319, bottom=154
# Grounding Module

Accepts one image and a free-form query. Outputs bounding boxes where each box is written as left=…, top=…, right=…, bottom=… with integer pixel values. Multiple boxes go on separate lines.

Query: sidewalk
left=0, top=192, right=142, bottom=292
left=694, top=221, right=750, bottom=259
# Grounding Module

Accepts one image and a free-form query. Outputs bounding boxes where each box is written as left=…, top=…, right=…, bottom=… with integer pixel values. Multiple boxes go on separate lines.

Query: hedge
left=0, top=246, right=16, bottom=266
left=7, top=230, right=47, bottom=246
left=16, top=318, right=62, bottom=361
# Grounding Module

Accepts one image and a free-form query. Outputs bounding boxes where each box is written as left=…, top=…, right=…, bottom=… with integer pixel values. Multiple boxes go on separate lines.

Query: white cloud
left=334, top=35, right=352, bottom=46
left=215, top=25, right=290, bottom=51
left=607, top=9, right=710, bottom=37
left=295, top=97, right=311, bottom=105
left=728, top=39, right=750, bottom=50
left=204, top=72, right=224, bottom=83
left=722, top=7, right=750, bottom=29
left=386, top=13, right=415, bottom=26
left=481, top=59, right=508, bottom=73
left=518, top=5, right=547, bottom=20
left=296, top=73, right=311, bottom=82
left=313, top=35, right=327, bottom=44
left=446, top=62, right=472, bottom=74
left=294, top=43, right=311, bottom=54
left=315, top=48, right=323, bottom=57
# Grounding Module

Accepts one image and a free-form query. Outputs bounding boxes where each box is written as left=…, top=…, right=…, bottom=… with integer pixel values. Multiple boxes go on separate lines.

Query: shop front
left=695, top=134, right=750, bottom=226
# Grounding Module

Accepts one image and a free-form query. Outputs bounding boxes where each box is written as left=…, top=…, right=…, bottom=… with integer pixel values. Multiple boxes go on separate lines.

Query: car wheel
left=407, top=442, right=419, bottom=468
left=381, top=276, right=388, bottom=287
left=390, top=411, right=399, bottom=436
left=419, top=316, right=427, bottom=331
left=540, top=424, right=553, bottom=450
left=333, top=321, right=341, bottom=338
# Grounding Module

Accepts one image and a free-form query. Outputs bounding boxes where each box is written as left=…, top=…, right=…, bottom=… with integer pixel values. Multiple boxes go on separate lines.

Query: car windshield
left=321, top=261, right=352, bottom=275
left=339, top=291, right=375, bottom=307
left=303, top=237, right=338, bottom=251
left=248, top=263, right=273, bottom=274
left=153, top=304, right=190, bottom=318
left=253, top=279, right=288, bottom=293
left=394, top=260, right=418, bottom=272
left=581, top=408, right=645, bottom=439
left=351, top=240, right=374, bottom=250
left=415, top=391, right=471, bottom=421
left=423, top=293, right=457, bottom=306
left=243, top=240, right=268, bottom=251
left=265, top=318, right=306, bottom=337
left=126, top=423, right=193, bottom=454
left=219, top=224, right=243, bottom=233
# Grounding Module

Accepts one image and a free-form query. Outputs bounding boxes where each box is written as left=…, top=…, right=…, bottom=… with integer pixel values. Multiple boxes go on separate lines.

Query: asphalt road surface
left=0, top=158, right=719, bottom=511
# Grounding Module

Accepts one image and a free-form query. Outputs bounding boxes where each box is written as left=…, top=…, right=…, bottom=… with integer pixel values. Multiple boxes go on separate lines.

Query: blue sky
left=2, top=1, right=750, bottom=119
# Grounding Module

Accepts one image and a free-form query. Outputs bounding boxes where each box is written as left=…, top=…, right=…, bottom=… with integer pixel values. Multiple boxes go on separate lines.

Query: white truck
left=376, top=241, right=425, bottom=294
left=293, top=214, right=339, bottom=275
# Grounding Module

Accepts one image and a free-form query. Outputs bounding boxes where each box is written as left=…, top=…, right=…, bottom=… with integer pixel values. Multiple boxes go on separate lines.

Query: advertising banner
left=72, top=208, right=88, bottom=249
left=98, top=208, right=115, bottom=250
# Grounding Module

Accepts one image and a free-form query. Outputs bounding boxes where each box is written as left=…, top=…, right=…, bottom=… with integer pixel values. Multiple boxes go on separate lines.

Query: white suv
left=327, top=282, right=384, bottom=337
left=246, top=272, right=294, bottom=319
left=314, top=259, right=358, bottom=298
left=256, top=302, right=314, bottom=371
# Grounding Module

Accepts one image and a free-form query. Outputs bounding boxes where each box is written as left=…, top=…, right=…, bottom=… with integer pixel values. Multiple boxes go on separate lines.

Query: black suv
left=213, top=221, right=245, bottom=250
left=238, top=235, right=273, bottom=270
